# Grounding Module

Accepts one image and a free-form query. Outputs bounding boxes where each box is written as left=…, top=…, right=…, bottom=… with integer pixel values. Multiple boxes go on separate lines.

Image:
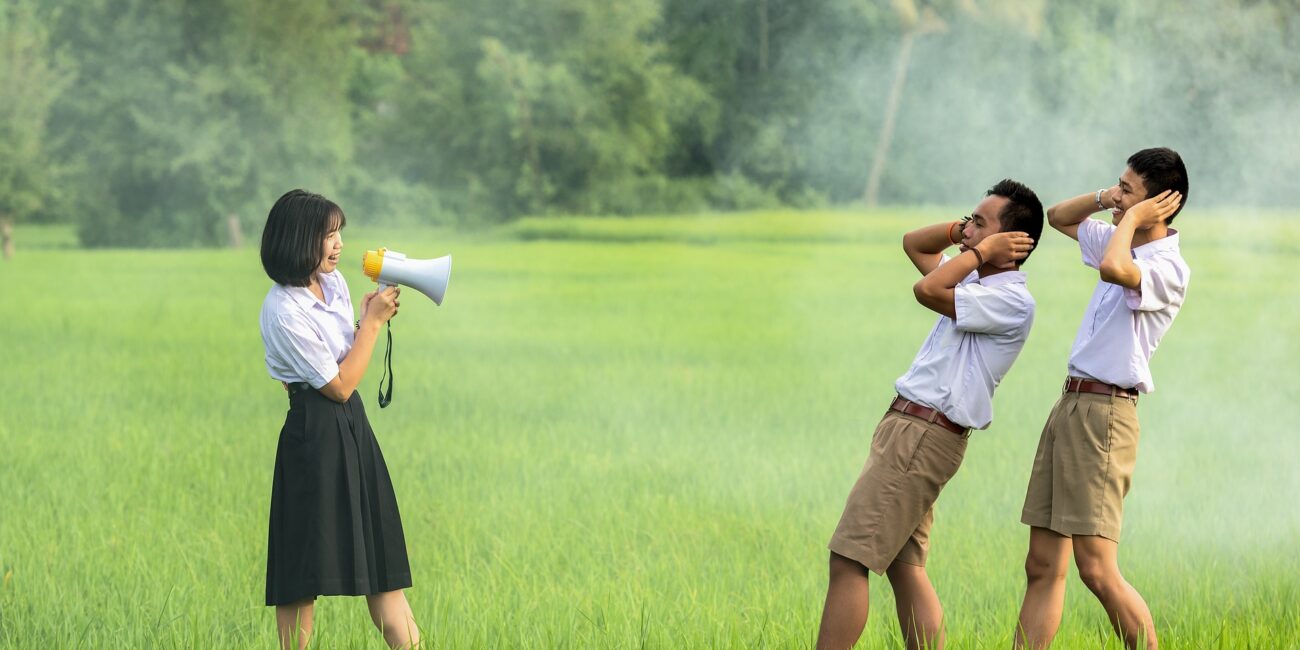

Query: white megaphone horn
left=361, top=248, right=452, bottom=305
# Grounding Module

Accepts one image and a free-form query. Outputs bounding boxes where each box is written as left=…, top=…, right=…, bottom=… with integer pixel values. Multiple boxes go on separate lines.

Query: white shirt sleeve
left=954, top=283, right=1031, bottom=335
left=1125, top=256, right=1190, bottom=312
left=1078, top=218, right=1114, bottom=269
left=268, top=309, right=341, bottom=389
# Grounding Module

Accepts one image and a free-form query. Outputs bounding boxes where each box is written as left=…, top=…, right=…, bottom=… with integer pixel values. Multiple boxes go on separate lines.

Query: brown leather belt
left=1063, top=376, right=1139, bottom=400
left=889, top=396, right=969, bottom=436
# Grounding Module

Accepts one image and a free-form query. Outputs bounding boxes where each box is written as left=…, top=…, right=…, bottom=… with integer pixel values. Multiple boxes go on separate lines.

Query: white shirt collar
left=977, top=270, right=1027, bottom=288
left=283, top=272, right=339, bottom=310
left=1133, top=229, right=1180, bottom=260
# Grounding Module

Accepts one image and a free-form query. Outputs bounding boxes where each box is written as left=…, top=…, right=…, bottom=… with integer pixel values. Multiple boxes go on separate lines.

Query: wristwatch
left=1095, top=188, right=1107, bottom=211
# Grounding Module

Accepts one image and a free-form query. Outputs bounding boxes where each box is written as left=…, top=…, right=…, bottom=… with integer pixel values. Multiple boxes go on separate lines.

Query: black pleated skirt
left=265, top=387, right=412, bottom=606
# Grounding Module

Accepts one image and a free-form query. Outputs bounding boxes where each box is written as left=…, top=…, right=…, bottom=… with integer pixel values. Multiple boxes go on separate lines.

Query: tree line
left=2, top=0, right=1298, bottom=249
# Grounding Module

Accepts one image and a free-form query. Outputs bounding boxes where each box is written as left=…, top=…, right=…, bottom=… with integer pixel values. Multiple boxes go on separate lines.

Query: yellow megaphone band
left=362, top=248, right=387, bottom=282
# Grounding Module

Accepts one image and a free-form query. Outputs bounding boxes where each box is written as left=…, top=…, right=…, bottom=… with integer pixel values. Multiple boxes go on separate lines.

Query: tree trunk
left=226, top=214, right=244, bottom=248
left=515, top=90, right=544, bottom=209
left=487, top=46, right=544, bottom=210
left=863, top=29, right=916, bottom=208
left=1, top=216, right=13, bottom=260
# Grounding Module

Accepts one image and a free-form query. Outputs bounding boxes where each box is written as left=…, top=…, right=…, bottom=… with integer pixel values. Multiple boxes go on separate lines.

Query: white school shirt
left=894, top=258, right=1035, bottom=430
left=1066, top=219, right=1190, bottom=394
left=260, top=270, right=356, bottom=389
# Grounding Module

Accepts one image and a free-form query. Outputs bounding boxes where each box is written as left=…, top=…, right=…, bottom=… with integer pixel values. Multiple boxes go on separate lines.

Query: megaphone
left=361, top=248, right=452, bottom=305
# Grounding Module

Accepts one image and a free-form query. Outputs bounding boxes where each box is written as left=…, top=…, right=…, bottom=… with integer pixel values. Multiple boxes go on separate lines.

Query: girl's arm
left=318, top=286, right=399, bottom=403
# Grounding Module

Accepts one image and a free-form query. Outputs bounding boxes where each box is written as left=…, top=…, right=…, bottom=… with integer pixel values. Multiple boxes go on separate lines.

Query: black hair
left=260, top=189, right=346, bottom=287
left=1127, top=147, right=1189, bottom=223
left=986, top=179, right=1044, bottom=267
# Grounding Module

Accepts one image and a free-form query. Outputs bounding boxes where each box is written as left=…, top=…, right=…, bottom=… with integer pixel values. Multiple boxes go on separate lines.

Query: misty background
left=2, top=0, right=1299, bottom=249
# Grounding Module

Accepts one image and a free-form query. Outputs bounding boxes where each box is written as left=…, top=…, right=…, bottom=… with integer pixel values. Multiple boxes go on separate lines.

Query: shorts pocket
left=911, top=429, right=966, bottom=487
left=868, top=415, right=927, bottom=474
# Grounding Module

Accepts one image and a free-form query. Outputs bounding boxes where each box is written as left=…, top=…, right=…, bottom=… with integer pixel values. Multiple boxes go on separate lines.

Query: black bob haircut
left=1127, top=147, right=1189, bottom=224
left=986, top=178, right=1044, bottom=267
left=260, top=189, right=346, bottom=287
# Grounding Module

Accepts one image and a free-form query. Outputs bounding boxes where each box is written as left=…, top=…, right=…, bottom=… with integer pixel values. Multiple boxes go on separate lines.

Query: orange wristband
left=948, top=221, right=963, bottom=245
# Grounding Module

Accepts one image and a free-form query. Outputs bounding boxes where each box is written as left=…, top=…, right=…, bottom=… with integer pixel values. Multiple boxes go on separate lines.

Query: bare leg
left=1073, top=535, right=1157, bottom=650
left=885, top=561, right=944, bottom=650
left=275, top=599, right=315, bottom=650
left=816, top=552, right=872, bottom=650
left=366, top=589, right=422, bottom=649
left=1015, top=527, right=1072, bottom=649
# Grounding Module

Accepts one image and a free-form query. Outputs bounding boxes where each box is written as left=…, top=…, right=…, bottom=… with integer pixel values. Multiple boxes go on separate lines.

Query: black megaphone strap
left=378, top=321, right=393, bottom=408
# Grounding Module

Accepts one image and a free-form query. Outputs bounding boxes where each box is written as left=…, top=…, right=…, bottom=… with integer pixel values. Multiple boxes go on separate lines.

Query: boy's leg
left=821, top=413, right=966, bottom=650
left=1073, top=535, right=1157, bottom=650
left=366, top=589, right=421, bottom=649
left=1018, top=392, right=1146, bottom=647
left=816, top=552, right=872, bottom=650
left=886, top=561, right=944, bottom=650
left=1014, top=527, right=1072, bottom=649
left=275, top=599, right=315, bottom=650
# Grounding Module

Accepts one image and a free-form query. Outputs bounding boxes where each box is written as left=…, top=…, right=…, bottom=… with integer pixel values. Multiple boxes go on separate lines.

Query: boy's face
left=1107, top=167, right=1151, bottom=227
left=958, top=194, right=1010, bottom=252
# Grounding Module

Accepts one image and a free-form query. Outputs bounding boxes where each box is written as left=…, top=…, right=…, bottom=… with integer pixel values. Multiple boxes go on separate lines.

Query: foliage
left=45, top=0, right=355, bottom=247
left=4, top=0, right=1300, bottom=246
left=0, top=0, right=74, bottom=225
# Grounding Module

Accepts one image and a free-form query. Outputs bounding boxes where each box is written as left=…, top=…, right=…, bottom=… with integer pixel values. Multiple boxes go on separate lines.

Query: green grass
left=1, top=210, right=1297, bottom=648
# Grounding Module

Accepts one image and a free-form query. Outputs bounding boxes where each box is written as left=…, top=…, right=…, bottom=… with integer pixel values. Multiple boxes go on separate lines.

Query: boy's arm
left=1047, top=187, right=1116, bottom=241
left=1098, top=190, right=1182, bottom=288
left=902, top=220, right=963, bottom=276
left=913, top=232, right=1034, bottom=318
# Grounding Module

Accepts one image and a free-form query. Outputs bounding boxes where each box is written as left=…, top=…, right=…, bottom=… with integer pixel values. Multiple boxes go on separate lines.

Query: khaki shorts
left=829, top=411, right=968, bottom=574
left=1020, top=391, right=1140, bottom=542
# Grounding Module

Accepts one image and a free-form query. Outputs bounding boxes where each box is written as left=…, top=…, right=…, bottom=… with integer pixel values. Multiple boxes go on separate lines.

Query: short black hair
left=260, top=189, right=346, bottom=287
left=986, top=179, right=1044, bottom=267
left=1127, top=147, right=1189, bottom=223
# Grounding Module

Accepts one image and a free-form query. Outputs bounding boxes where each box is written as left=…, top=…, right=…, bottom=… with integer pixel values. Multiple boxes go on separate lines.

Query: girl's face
left=317, top=222, right=343, bottom=275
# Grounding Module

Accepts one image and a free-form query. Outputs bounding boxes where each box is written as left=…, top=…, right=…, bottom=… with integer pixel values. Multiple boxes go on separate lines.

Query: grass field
left=1, top=211, right=1298, bottom=648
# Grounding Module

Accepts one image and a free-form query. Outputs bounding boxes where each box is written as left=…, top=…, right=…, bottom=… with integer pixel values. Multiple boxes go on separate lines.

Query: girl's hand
left=362, top=286, right=400, bottom=325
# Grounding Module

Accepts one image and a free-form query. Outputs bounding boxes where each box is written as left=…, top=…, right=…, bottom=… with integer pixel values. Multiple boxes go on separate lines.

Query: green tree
left=661, top=0, right=894, bottom=205
left=354, top=0, right=714, bottom=220
left=0, top=1, right=74, bottom=259
left=46, top=0, right=356, bottom=247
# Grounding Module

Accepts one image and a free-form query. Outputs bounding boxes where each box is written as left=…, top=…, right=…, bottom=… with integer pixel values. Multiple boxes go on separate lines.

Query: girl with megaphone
left=258, top=189, right=420, bottom=649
